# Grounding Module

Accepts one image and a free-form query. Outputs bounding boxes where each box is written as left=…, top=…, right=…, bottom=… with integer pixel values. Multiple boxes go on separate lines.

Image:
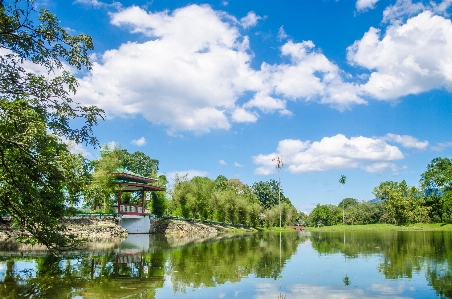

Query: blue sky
left=45, top=0, right=452, bottom=212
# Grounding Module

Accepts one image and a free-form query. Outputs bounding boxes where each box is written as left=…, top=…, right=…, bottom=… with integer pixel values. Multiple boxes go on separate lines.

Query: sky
left=41, top=0, right=452, bottom=212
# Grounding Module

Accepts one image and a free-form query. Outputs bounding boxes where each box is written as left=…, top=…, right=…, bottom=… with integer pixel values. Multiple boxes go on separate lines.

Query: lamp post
left=273, top=155, right=284, bottom=228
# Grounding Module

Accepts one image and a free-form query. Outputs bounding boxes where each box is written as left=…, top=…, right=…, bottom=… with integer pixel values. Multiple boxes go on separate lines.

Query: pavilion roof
left=112, top=169, right=165, bottom=191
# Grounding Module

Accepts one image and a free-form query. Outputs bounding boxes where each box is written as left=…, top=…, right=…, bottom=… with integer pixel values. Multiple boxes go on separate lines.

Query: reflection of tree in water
left=0, top=233, right=305, bottom=298
left=310, top=230, right=452, bottom=299
left=169, top=233, right=302, bottom=293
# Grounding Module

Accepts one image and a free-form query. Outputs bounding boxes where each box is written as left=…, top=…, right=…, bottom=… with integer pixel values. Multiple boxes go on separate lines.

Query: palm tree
left=339, top=175, right=346, bottom=225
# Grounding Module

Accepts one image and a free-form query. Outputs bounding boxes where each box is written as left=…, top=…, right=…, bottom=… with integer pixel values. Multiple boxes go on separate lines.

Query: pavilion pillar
left=141, top=189, right=145, bottom=214
left=117, top=189, right=121, bottom=214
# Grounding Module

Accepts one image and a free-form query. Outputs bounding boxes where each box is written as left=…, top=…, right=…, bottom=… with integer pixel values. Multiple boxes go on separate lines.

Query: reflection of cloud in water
left=255, top=283, right=411, bottom=299
left=369, top=283, right=409, bottom=295
left=0, top=262, right=5, bottom=282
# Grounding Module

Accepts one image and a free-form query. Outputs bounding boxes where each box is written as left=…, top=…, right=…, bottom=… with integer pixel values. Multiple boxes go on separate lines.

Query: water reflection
left=0, top=233, right=304, bottom=298
left=1, top=231, right=452, bottom=298
left=310, top=231, right=452, bottom=298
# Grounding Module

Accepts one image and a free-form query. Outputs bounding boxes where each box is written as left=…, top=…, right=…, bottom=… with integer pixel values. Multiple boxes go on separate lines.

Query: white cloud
left=382, top=0, right=426, bottom=24
left=231, top=107, right=258, bottom=123
left=75, top=0, right=121, bottom=9
left=253, top=134, right=404, bottom=175
left=167, top=170, right=208, bottom=182
left=240, top=11, right=262, bottom=29
left=66, top=140, right=93, bottom=158
left=277, top=26, right=288, bottom=41
left=432, top=141, right=452, bottom=151
left=234, top=162, right=244, bottom=167
left=131, top=137, right=146, bottom=146
left=356, top=0, right=379, bottom=12
left=381, top=133, right=428, bottom=149
left=264, top=40, right=366, bottom=111
left=382, top=0, right=452, bottom=25
left=348, top=11, right=452, bottom=100
left=74, top=4, right=371, bottom=135
left=76, top=4, right=255, bottom=134
left=219, top=159, right=227, bottom=165
left=362, top=162, right=407, bottom=173
left=243, top=92, right=291, bottom=115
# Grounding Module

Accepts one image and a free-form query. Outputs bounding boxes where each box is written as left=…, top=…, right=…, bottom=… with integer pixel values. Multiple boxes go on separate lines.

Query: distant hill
left=367, top=198, right=381, bottom=204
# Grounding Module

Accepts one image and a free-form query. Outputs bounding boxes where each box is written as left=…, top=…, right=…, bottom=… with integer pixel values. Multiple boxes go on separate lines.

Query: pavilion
left=112, top=170, right=165, bottom=233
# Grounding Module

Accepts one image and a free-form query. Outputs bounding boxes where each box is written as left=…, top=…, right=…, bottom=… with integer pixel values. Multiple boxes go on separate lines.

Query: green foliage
left=373, top=180, right=430, bottom=225
left=338, top=198, right=358, bottom=209
left=420, top=157, right=452, bottom=222
left=345, top=201, right=384, bottom=225
left=420, top=157, right=452, bottom=192
left=0, top=99, right=92, bottom=249
left=170, top=175, right=272, bottom=227
left=308, top=204, right=341, bottom=227
left=252, top=179, right=289, bottom=209
left=85, top=145, right=165, bottom=214
left=0, top=1, right=103, bottom=249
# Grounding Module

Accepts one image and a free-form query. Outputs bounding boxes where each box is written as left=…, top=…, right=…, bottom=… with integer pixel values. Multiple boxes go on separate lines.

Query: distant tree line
left=169, top=175, right=299, bottom=227
left=305, top=157, right=452, bottom=227
left=85, top=144, right=300, bottom=228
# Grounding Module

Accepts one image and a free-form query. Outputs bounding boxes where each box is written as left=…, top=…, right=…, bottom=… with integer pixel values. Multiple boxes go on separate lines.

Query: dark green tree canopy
left=252, top=179, right=289, bottom=209
left=420, top=157, right=452, bottom=192
left=0, top=0, right=103, bottom=249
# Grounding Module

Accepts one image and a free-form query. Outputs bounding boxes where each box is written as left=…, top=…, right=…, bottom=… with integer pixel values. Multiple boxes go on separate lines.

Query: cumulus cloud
left=265, top=40, right=366, bottom=110
left=348, top=11, right=452, bottom=100
left=231, top=107, right=258, bottom=123
left=76, top=4, right=254, bottom=134
left=74, top=4, right=369, bottom=135
left=253, top=134, right=404, bottom=175
left=240, top=11, right=262, bottom=29
left=234, top=162, right=244, bottom=167
left=356, top=0, right=379, bottom=12
left=131, top=137, right=146, bottom=146
left=381, top=133, right=428, bottom=149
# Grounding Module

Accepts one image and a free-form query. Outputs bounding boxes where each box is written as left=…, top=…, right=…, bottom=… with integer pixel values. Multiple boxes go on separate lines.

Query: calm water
left=1, top=230, right=452, bottom=298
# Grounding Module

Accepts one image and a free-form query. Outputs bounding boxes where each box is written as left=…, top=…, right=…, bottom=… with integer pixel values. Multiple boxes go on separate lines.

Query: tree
left=0, top=0, right=103, bottom=249
left=252, top=179, right=289, bottom=210
left=86, top=145, right=163, bottom=212
left=420, top=157, right=452, bottom=222
left=308, top=204, right=340, bottom=227
left=373, top=180, right=430, bottom=225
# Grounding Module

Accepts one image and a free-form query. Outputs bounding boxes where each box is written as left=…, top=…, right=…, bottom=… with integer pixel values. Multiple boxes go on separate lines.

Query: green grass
left=304, top=223, right=452, bottom=231
left=255, top=227, right=301, bottom=232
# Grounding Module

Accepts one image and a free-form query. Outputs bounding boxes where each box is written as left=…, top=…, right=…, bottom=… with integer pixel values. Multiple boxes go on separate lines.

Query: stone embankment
left=62, top=215, right=128, bottom=240
left=150, top=217, right=254, bottom=237
left=0, top=215, right=128, bottom=244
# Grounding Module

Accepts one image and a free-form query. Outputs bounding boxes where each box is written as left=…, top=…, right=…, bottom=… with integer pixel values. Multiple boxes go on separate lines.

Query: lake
left=0, top=230, right=451, bottom=298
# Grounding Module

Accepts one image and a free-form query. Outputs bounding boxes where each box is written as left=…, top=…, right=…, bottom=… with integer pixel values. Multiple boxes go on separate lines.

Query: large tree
left=420, top=157, right=452, bottom=222
left=252, top=179, right=289, bottom=210
left=373, top=180, right=430, bottom=225
left=0, top=1, right=103, bottom=249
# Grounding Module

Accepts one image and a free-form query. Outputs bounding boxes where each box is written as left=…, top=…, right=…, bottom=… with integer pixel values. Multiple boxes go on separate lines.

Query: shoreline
left=304, top=223, right=452, bottom=232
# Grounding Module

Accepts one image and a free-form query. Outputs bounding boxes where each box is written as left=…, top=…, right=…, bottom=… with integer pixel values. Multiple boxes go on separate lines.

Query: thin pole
left=273, top=155, right=284, bottom=228
left=278, top=166, right=281, bottom=228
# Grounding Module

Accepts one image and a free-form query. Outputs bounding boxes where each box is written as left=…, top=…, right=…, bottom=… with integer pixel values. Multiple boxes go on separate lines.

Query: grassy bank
left=304, top=223, right=452, bottom=232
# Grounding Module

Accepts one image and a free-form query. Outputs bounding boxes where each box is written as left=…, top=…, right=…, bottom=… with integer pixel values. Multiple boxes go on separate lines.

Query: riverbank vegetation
left=303, top=157, right=452, bottom=228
